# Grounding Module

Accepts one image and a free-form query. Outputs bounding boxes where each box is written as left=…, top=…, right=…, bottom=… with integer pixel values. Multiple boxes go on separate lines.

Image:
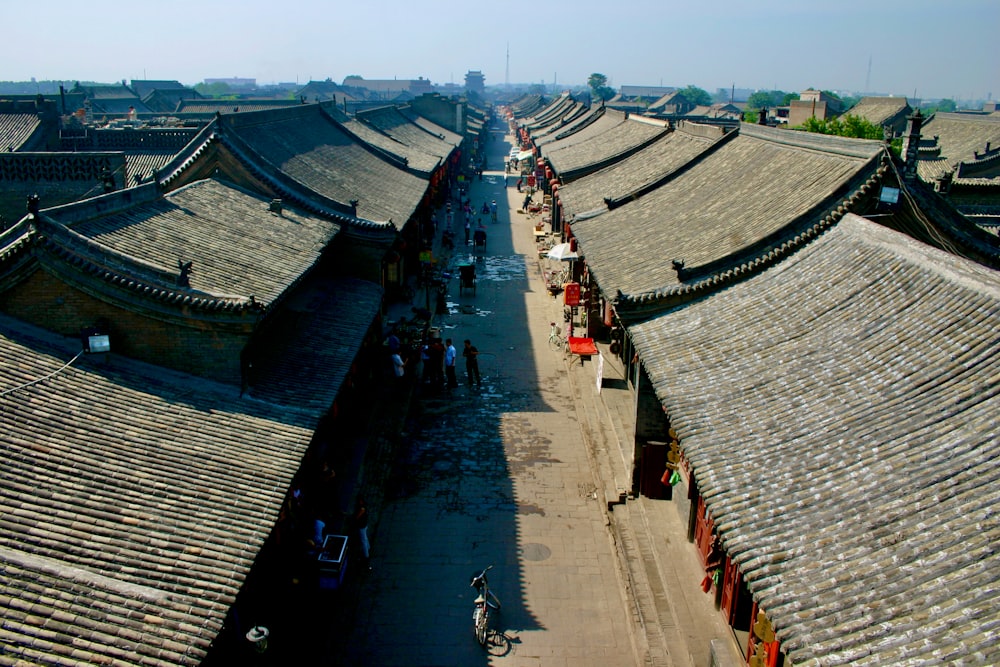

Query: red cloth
left=567, top=337, right=598, bottom=355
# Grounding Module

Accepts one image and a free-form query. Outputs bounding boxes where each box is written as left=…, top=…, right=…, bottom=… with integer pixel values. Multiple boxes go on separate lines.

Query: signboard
left=596, top=352, right=604, bottom=393
left=564, top=282, right=581, bottom=306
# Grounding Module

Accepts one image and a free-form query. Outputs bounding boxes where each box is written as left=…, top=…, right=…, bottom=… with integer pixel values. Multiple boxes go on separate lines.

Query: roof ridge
left=615, top=161, right=889, bottom=318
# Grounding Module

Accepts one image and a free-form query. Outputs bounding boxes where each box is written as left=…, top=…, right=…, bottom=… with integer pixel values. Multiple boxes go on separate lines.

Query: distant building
left=620, top=85, right=675, bottom=100
left=465, top=70, right=485, bottom=95
left=648, top=91, right=696, bottom=115
left=204, top=77, right=256, bottom=89
left=843, top=96, right=913, bottom=135
left=787, top=89, right=845, bottom=127
left=342, top=76, right=433, bottom=101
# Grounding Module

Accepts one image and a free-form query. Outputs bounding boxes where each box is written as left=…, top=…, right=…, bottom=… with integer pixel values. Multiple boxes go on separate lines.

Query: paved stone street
left=332, top=127, right=637, bottom=666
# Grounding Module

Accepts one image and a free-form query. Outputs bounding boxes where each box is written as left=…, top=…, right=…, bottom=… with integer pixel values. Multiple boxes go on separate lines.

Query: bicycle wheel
left=474, top=606, right=488, bottom=646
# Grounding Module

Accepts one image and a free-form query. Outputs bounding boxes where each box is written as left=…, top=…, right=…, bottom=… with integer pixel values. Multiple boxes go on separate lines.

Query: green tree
left=587, top=73, right=615, bottom=101
left=746, top=91, right=774, bottom=110
left=928, top=98, right=957, bottom=113
left=193, top=82, right=232, bottom=98
left=799, top=113, right=886, bottom=140
left=678, top=85, right=712, bottom=107
left=747, top=90, right=795, bottom=110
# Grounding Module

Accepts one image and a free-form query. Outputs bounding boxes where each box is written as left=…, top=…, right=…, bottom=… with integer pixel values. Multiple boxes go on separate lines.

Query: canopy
left=568, top=337, right=598, bottom=356
left=516, top=150, right=534, bottom=161
left=546, top=243, right=579, bottom=261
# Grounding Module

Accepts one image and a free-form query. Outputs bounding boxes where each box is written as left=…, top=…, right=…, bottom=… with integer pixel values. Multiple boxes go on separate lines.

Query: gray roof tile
left=0, top=314, right=316, bottom=665
left=555, top=122, right=721, bottom=214
left=0, top=113, right=41, bottom=151
left=628, top=215, right=1000, bottom=666
left=218, top=104, right=427, bottom=227
left=246, top=276, right=382, bottom=414
left=543, top=112, right=670, bottom=181
left=54, top=177, right=341, bottom=306
left=571, top=124, right=882, bottom=298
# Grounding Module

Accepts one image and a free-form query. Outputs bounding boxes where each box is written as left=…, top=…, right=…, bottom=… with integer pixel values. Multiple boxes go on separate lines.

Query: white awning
left=516, top=150, right=534, bottom=161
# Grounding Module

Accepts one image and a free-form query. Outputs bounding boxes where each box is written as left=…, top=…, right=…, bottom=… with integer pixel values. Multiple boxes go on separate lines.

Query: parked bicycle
left=548, top=322, right=567, bottom=353
left=470, top=565, right=501, bottom=646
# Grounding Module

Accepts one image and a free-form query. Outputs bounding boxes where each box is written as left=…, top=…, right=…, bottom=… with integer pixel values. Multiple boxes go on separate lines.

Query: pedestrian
left=444, top=338, right=458, bottom=389
left=463, top=339, right=481, bottom=387
left=391, top=349, right=406, bottom=384
left=428, top=337, right=445, bottom=388
left=516, top=177, right=523, bottom=192
left=464, top=218, right=471, bottom=245
left=490, top=200, right=498, bottom=223
left=522, top=193, right=532, bottom=213
left=420, top=341, right=431, bottom=384
left=353, top=496, right=371, bottom=569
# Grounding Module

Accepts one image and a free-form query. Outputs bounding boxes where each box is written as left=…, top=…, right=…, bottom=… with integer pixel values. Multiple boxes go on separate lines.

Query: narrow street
left=334, top=124, right=638, bottom=666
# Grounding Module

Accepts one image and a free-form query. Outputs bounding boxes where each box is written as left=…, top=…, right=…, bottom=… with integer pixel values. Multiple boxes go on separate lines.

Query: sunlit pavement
left=333, top=124, right=637, bottom=666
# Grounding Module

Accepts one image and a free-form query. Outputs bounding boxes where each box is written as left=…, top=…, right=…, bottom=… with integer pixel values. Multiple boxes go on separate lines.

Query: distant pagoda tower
left=464, top=70, right=485, bottom=95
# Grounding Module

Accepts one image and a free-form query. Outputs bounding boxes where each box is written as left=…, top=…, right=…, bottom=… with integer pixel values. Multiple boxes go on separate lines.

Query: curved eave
left=28, top=219, right=266, bottom=323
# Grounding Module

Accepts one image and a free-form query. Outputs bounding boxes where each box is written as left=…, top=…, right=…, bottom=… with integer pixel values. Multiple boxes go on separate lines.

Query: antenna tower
left=505, top=42, right=510, bottom=91
left=865, top=55, right=872, bottom=94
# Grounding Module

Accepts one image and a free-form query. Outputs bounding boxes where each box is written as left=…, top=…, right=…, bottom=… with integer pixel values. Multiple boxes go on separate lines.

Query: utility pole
left=865, top=55, right=872, bottom=94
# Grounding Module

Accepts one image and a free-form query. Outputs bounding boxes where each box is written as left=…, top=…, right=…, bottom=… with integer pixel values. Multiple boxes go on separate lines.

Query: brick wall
left=0, top=269, right=254, bottom=384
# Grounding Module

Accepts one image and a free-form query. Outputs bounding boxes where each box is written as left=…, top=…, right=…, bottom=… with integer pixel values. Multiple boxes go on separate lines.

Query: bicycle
left=548, top=322, right=567, bottom=353
left=470, top=565, right=501, bottom=646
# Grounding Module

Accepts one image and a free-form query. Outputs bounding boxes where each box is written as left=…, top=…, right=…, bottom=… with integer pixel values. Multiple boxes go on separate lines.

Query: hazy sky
left=3, top=0, right=997, bottom=101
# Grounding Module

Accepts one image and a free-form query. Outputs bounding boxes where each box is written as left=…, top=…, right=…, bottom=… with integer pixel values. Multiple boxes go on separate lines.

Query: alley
left=334, top=123, right=638, bottom=666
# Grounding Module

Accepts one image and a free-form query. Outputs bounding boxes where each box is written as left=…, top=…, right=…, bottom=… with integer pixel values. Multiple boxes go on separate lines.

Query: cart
left=458, top=263, right=476, bottom=296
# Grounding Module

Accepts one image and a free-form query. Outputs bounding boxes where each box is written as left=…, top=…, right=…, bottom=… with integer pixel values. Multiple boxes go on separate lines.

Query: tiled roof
left=129, top=80, right=189, bottom=98
left=400, top=108, right=463, bottom=147
left=918, top=112, right=1000, bottom=169
left=527, top=100, right=590, bottom=137
left=124, top=150, right=178, bottom=185
left=556, top=123, right=722, bottom=214
left=246, top=276, right=383, bottom=414
left=355, top=106, right=454, bottom=164
left=535, top=106, right=616, bottom=146
left=571, top=123, right=882, bottom=299
left=342, top=106, right=454, bottom=176
left=173, top=99, right=301, bottom=114
left=629, top=214, right=1000, bottom=666
left=843, top=96, right=911, bottom=125
left=521, top=94, right=580, bottom=132
left=0, top=314, right=316, bottom=665
left=0, top=113, right=41, bottom=151
left=543, top=112, right=669, bottom=181
left=51, top=177, right=341, bottom=307
left=508, top=94, right=546, bottom=116
left=216, top=104, right=427, bottom=227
